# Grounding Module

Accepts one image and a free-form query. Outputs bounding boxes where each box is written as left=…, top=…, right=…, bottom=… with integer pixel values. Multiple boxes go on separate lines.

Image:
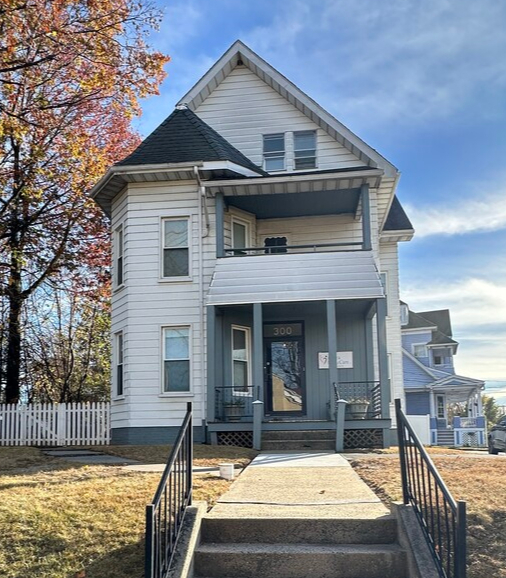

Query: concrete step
left=201, top=515, right=398, bottom=545
left=261, top=439, right=335, bottom=451
left=262, top=429, right=335, bottom=441
left=194, top=543, right=407, bottom=578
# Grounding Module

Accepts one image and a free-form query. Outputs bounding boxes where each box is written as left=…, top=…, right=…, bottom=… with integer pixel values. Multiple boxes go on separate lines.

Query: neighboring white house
left=91, top=41, right=414, bottom=447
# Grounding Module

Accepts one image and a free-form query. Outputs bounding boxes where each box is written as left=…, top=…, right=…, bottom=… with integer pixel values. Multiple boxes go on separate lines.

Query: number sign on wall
left=264, top=323, right=303, bottom=338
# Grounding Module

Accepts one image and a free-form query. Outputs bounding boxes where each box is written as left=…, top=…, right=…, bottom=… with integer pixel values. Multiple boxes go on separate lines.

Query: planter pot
left=223, top=404, right=243, bottom=422
left=346, top=402, right=370, bottom=420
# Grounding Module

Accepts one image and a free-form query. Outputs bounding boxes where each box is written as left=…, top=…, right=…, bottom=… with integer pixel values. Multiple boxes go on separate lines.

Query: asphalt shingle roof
left=383, top=196, right=413, bottom=231
left=418, top=310, right=452, bottom=337
left=116, top=108, right=267, bottom=175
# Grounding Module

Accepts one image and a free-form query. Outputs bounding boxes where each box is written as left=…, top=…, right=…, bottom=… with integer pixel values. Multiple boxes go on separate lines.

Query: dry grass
left=352, top=454, right=506, bottom=578
left=0, top=445, right=254, bottom=578
left=96, top=444, right=258, bottom=467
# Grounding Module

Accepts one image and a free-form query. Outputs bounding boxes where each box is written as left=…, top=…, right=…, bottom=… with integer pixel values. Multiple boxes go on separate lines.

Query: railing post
left=187, top=402, right=193, bottom=505
left=395, top=399, right=410, bottom=505
left=335, top=399, right=347, bottom=452
left=145, top=504, right=155, bottom=578
left=456, top=500, right=467, bottom=578
left=253, top=400, right=263, bottom=451
left=361, top=184, right=372, bottom=251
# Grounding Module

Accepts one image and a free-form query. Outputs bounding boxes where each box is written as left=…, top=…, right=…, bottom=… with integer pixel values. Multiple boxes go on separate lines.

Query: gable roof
left=178, top=40, right=398, bottom=179
left=116, top=107, right=267, bottom=175
left=417, top=310, right=452, bottom=337
left=383, top=196, right=413, bottom=231
left=428, top=330, right=458, bottom=347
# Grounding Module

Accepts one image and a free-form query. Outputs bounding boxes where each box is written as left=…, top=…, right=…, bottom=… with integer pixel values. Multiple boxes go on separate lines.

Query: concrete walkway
left=209, top=451, right=391, bottom=520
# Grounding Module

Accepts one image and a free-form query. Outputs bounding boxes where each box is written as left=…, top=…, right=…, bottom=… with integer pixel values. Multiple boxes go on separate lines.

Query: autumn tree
left=0, top=0, right=168, bottom=402
left=482, top=395, right=502, bottom=426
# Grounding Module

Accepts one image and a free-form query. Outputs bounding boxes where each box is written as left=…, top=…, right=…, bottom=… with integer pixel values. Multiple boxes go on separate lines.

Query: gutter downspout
left=194, top=166, right=209, bottom=438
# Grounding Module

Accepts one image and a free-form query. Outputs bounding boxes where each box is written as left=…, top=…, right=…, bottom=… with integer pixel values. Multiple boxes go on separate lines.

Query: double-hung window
left=163, top=327, right=190, bottom=393
left=115, top=225, right=124, bottom=287
left=263, top=133, right=285, bottom=171
left=232, top=326, right=250, bottom=393
left=162, top=218, right=189, bottom=278
left=413, top=344, right=428, bottom=358
left=116, top=332, right=124, bottom=397
left=294, top=130, right=316, bottom=169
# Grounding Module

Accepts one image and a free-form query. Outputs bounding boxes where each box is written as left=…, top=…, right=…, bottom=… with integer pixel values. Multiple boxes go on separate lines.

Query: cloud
left=405, top=190, right=506, bottom=237
left=239, top=0, right=506, bottom=128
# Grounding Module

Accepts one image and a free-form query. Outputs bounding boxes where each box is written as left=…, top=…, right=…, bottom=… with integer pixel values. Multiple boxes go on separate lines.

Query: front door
left=264, top=323, right=305, bottom=415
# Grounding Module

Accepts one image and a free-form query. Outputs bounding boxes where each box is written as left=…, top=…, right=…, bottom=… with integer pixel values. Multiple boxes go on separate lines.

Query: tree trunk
left=5, top=251, right=22, bottom=403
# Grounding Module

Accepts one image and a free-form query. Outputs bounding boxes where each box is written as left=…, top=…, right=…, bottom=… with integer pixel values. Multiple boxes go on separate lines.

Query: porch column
left=326, top=299, right=338, bottom=418
left=365, top=304, right=375, bottom=384
left=253, top=303, right=264, bottom=404
left=215, top=192, right=225, bottom=258
left=207, top=305, right=217, bottom=423
left=361, top=184, right=372, bottom=251
left=476, top=390, right=483, bottom=416
left=376, top=298, right=390, bottom=419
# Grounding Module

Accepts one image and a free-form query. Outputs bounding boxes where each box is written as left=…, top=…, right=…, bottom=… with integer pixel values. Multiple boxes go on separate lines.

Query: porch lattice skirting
left=215, top=428, right=383, bottom=450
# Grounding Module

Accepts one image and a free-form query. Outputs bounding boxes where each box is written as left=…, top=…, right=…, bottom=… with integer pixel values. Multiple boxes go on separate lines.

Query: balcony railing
left=215, top=386, right=260, bottom=422
left=224, top=241, right=363, bottom=257
left=334, top=381, right=382, bottom=419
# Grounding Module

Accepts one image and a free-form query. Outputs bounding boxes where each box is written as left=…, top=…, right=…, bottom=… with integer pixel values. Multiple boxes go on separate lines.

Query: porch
left=206, top=299, right=392, bottom=450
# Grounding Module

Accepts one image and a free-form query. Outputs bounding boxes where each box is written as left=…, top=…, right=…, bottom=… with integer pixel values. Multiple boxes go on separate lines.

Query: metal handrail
left=395, top=399, right=466, bottom=578
left=145, top=402, right=193, bottom=578
left=224, top=241, right=363, bottom=255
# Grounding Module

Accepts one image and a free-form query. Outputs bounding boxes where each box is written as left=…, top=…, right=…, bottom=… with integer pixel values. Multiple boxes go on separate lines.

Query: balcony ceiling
left=226, top=188, right=360, bottom=218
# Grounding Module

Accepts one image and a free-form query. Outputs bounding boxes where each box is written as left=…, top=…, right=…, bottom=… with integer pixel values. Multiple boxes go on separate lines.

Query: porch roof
left=206, top=250, right=384, bottom=306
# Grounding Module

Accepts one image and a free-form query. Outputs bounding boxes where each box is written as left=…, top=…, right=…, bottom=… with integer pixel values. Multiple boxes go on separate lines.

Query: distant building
left=401, top=302, right=486, bottom=446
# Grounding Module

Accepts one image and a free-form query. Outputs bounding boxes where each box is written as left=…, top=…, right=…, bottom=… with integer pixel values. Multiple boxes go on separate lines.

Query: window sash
left=162, top=219, right=189, bottom=278
left=413, top=344, right=427, bottom=358
left=163, top=327, right=190, bottom=392
left=116, top=227, right=124, bottom=287
left=263, top=134, right=285, bottom=171
left=294, top=131, right=316, bottom=169
left=232, top=220, right=248, bottom=250
left=232, top=327, right=250, bottom=393
left=116, top=333, right=123, bottom=396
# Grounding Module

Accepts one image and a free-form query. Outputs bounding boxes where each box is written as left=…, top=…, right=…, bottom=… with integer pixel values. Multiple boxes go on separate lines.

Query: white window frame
left=114, top=331, right=124, bottom=399
left=412, top=343, right=428, bottom=358
left=160, top=217, right=192, bottom=282
left=231, top=216, right=251, bottom=252
left=293, top=130, right=317, bottom=170
left=231, top=325, right=252, bottom=396
left=400, top=304, right=409, bottom=326
left=114, top=224, right=124, bottom=290
left=436, top=394, right=446, bottom=419
left=263, top=133, right=285, bottom=172
left=161, top=325, right=192, bottom=396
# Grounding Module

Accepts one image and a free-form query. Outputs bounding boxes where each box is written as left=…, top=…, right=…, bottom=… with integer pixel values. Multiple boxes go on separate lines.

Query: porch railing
left=215, top=386, right=259, bottom=422
left=145, top=402, right=193, bottom=578
left=396, top=399, right=466, bottom=578
left=335, top=381, right=382, bottom=418
left=224, top=241, right=363, bottom=256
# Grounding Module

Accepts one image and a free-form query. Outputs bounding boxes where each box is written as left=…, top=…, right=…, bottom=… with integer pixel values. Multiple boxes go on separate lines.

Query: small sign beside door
left=318, top=351, right=354, bottom=369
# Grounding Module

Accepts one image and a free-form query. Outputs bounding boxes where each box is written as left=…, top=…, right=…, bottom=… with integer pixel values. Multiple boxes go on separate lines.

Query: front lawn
left=352, top=454, right=506, bottom=578
left=0, top=445, right=255, bottom=578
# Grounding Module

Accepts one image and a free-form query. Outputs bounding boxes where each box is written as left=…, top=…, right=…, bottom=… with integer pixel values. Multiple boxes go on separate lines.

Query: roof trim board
left=178, top=40, right=398, bottom=179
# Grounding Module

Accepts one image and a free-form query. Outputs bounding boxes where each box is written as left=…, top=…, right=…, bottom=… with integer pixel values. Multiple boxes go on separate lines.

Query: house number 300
left=273, top=326, right=293, bottom=336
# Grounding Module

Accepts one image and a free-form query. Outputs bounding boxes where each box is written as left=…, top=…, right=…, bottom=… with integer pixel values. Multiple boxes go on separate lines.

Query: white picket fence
left=0, top=402, right=110, bottom=446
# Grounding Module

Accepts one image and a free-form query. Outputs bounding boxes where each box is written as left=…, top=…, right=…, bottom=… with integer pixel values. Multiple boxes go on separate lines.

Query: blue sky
left=136, top=0, right=506, bottom=403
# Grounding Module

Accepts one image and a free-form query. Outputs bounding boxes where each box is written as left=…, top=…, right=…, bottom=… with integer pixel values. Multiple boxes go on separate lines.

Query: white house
left=91, top=41, right=414, bottom=448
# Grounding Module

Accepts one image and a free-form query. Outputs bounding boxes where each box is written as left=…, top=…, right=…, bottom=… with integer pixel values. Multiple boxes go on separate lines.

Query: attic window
left=294, top=130, right=316, bottom=170
left=263, top=134, right=285, bottom=171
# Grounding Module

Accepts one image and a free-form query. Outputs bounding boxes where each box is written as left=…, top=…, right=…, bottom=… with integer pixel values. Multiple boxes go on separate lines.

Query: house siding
left=405, top=392, right=431, bottom=415
left=402, top=332, right=432, bottom=367
left=402, top=354, right=434, bottom=388
left=195, top=66, right=364, bottom=173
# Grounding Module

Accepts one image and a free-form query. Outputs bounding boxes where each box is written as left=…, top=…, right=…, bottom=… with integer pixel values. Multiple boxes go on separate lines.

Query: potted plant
left=345, top=398, right=370, bottom=420
left=223, top=398, right=245, bottom=422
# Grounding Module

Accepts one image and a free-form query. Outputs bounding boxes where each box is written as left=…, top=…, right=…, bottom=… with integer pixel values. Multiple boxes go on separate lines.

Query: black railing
left=395, top=399, right=466, bottom=578
left=334, top=381, right=382, bottom=418
left=145, top=402, right=193, bottom=578
left=215, top=385, right=258, bottom=422
left=224, top=241, right=363, bottom=256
